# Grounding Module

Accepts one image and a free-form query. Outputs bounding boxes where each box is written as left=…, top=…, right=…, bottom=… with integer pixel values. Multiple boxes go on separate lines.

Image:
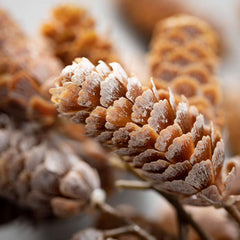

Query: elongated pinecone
left=50, top=58, right=233, bottom=206
left=0, top=113, right=100, bottom=218
left=0, top=8, right=62, bottom=125
left=149, top=15, right=223, bottom=127
left=41, top=4, right=119, bottom=66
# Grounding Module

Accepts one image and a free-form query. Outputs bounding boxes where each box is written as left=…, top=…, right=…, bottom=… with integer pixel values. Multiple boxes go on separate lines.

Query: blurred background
left=1, top=0, right=240, bottom=239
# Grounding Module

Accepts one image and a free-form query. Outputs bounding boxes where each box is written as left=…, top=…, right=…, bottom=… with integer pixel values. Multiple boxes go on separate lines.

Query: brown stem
left=96, top=202, right=157, bottom=240
left=159, top=191, right=212, bottom=240
left=103, top=225, right=143, bottom=238
left=225, top=205, right=240, bottom=228
left=116, top=179, right=152, bottom=189
left=125, top=165, right=212, bottom=240
left=177, top=210, right=189, bottom=240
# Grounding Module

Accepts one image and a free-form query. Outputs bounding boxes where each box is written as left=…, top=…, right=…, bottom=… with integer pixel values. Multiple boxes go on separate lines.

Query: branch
left=103, top=225, right=146, bottom=238
left=177, top=210, right=189, bottom=240
left=116, top=179, right=152, bottom=189
left=200, top=194, right=240, bottom=228
left=125, top=165, right=212, bottom=240
left=91, top=198, right=156, bottom=240
left=224, top=205, right=240, bottom=227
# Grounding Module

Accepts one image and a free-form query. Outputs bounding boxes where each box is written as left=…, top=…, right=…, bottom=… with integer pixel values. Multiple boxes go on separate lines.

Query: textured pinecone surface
left=149, top=15, right=223, bottom=128
left=50, top=58, right=233, bottom=206
left=42, top=4, right=119, bottom=66
left=0, top=113, right=100, bottom=218
left=0, top=9, right=62, bottom=125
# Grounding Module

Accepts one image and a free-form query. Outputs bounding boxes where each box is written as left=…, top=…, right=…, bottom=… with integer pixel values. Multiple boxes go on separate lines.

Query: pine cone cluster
left=50, top=57, right=233, bottom=206
left=149, top=15, right=223, bottom=127
left=0, top=9, right=62, bottom=125
left=0, top=113, right=100, bottom=218
left=41, top=4, right=119, bottom=66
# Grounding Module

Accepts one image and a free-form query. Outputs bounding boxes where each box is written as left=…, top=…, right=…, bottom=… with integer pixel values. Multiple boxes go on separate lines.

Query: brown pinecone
left=149, top=15, right=223, bottom=128
left=41, top=4, right=119, bottom=66
left=0, top=8, right=62, bottom=125
left=50, top=57, right=233, bottom=206
left=0, top=113, right=100, bottom=218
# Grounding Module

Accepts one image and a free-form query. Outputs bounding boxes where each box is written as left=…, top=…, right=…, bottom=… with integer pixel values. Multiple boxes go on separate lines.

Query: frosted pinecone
left=41, top=4, right=119, bottom=66
left=0, top=8, right=62, bottom=125
left=0, top=113, right=100, bottom=217
left=50, top=58, right=233, bottom=206
left=149, top=15, right=223, bottom=128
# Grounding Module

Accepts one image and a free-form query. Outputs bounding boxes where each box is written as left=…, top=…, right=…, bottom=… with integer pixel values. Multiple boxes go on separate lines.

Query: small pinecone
left=117, top=0, right=185, bottom=39
left=59, top=122, right=116, bottom=194
left=149, top=15, right=223, bottom=127
left=0, top=113, right=100, bottom=218
left=41, top=4, right=119, bottom=66
left=50, top=58, right=233, bottom=206
left=0, top=8, right=62, bottom=125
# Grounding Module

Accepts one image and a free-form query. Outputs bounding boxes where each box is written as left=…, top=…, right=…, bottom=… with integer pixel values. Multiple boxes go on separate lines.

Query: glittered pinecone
left=41, top=4, right=119, bottom=66
left=50, top=58, right=233, bottom=206
left=0, top=113, right=100, bottom=218
left=149, top=15, right=223, bottom=127
left=0, top=8, right=62, bottom=125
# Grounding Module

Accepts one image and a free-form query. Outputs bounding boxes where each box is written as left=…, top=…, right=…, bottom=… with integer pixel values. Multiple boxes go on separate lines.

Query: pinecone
left=0, top=8, right=62, bottom=125
left=0, top=113, right=100, bottom=218
left=149, top=15, right=223, bottom=127
left=50, top=57, right=233, bottom=206
left=41, top=4, right=119, bottom=66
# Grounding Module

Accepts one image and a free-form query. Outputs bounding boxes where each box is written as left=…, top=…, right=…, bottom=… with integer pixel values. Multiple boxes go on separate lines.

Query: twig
left=177, top=210, right=189, bottom=240
left=116, top=179, right=152, bottom=189
left=160, top=191, right=212, bottom=240
left=95, top=202, right=157, bottom=240
left=124, top=164, right=212, bottom=240
left=103, top=225, right=143, bottom=238
left=224, top=205, right=240, bottom=228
